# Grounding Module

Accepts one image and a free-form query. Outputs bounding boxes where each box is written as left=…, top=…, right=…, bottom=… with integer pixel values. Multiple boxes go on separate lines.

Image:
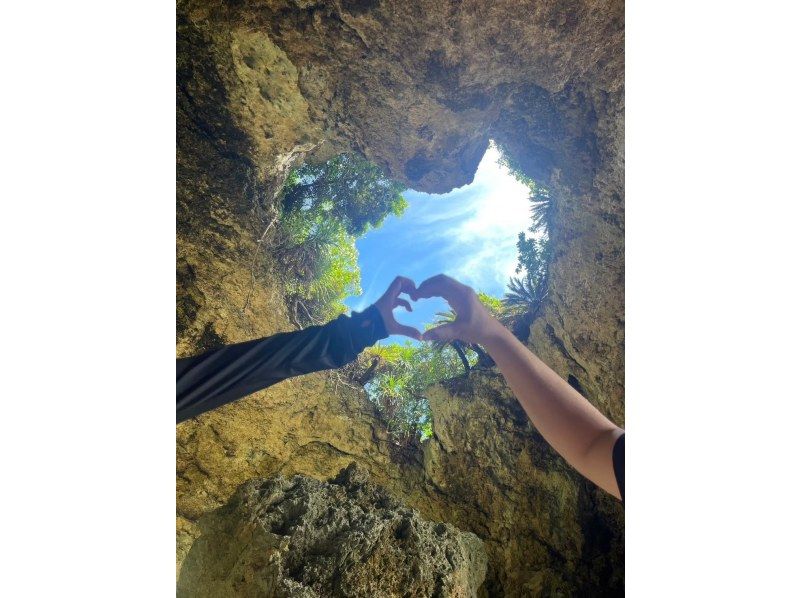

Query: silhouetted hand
left=410, top=274, right=498, bottom=344
left=372, top=276, right=422, bottom=340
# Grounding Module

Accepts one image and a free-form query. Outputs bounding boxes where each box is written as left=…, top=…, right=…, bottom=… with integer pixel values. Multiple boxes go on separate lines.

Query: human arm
left=413, top=274, right=624, bottom=500
left=177, top=277, right=420, bottom=423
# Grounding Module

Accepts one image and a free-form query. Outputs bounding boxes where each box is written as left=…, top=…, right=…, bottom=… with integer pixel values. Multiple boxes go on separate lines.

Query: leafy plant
left=505, top=229, right=552, bottom=320
left=282, top=153, right=408, bottom=237
left=362, top=341, right=468, bottom=443
left=524, top=183, right=553, bottom=237
left=276, top=153, right=407, bottom=322
left=279, top=210, right=361, bottom=322
left=494, top=144, right=555, bottom=320
left=476, top=292, right=505, bottom=317
left=505, top=272, right=547, bottom=317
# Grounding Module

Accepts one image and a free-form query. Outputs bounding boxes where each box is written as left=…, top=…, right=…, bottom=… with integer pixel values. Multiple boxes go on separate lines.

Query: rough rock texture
left=177, top=0, right=625, bottom=595
left=422, top=376, right=624, bottom=595
left=178, top=464, right=487, bottom=597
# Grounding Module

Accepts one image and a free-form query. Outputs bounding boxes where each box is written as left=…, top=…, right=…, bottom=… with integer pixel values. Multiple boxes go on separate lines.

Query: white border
left=1, top=1, right=799, bottom=594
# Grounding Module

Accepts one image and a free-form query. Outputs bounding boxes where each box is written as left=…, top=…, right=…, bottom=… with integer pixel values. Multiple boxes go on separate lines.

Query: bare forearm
left=410, top=273, right=623, bottom=499
left=482, top=321, right=623, bottom=498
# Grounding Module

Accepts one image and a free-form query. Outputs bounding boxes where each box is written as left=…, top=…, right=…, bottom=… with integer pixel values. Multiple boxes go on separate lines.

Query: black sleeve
left=612, top=433, right=625, bottom=504
left=176, top=305, right=388, bottom=423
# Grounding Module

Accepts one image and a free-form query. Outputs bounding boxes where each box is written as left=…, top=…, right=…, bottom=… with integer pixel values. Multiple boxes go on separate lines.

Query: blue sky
left=345, top=144, right=533, bottom=342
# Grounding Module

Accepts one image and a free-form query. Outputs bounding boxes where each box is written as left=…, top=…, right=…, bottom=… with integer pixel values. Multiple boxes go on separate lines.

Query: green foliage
left=363, top=341, right=468, bottom=443
left=495, top=143, right=554, bottom=316
left=504, top=273, right=545, bottom=314
left=513, top=179, right=553, bottom=287
left=366, top=343, right=417, bottom=366
left=476, top=292, right=505, bottom=318
left=496, top=141, right=553, bottom=239
left=497, top=153, right=553, bottom=239
left=279, top=205, right=361, bottom=322
left=506, top=227, right=552, bottom=315
left=277, top=153, right=406, bottom=322
left=515, top=234, right=551, bottom=278
left=282, top=153, right=408, bottom=237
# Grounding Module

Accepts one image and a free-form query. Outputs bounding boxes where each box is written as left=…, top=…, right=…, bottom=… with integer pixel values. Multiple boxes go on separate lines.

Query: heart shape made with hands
left=372, top=274, right=483, bottom=343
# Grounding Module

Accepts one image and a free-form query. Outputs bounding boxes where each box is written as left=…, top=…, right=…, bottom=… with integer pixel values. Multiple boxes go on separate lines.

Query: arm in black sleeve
left=176, top=305, right=387, bottom=423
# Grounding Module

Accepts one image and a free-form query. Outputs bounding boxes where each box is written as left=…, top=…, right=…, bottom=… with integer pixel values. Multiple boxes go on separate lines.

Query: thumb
left=422, top=323, right=463, bottom=343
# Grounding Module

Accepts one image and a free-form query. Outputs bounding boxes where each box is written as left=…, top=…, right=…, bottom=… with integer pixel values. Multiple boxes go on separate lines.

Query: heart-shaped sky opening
left=389, top=296, right=451, bottom=340
left=345, top=144, right=536, bottom=343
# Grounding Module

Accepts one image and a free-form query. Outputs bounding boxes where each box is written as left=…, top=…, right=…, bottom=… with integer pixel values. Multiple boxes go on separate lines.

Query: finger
left=394, top=298, right=412, bottom=312
left=411, top=274, right=461, bottom=301
left=392, top=323, right=422, bottom=340
left=422, top=323, right=462, bottom=343
left=392, top=276, right=416, bottom=297
left=383, top=276, right=416, bottom=301
left=383, top=277, right=400, bottom=299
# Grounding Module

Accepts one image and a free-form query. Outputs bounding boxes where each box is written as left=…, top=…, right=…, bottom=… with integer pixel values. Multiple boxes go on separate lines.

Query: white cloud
left=440, top=145, right=533, bottom=294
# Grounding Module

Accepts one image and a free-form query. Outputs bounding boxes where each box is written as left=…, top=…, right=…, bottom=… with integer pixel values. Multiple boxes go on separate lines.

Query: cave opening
left=346, top=142, right=541, bottom=332
left=274, top=141, right=554, bottom=444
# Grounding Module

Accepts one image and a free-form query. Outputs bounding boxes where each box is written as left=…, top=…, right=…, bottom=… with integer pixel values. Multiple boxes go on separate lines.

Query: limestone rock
left=178, top=464, right=488, bottom=597
left=423, top=374, right=624, bottom=595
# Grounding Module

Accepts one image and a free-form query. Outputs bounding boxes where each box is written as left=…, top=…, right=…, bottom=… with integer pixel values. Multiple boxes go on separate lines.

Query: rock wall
left=177, top=0, right=625, bottom=594
left=178, top=464, right=488, bottom=597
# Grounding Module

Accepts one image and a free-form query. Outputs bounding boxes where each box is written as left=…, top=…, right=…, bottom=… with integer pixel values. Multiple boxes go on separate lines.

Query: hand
left=410, top=274, right=498, bottom=345
left=372, top=276, right=422, bottom=340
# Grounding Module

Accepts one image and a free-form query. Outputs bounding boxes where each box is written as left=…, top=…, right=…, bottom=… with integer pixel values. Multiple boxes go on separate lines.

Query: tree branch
left=452, top=341, right=471, bottom=375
